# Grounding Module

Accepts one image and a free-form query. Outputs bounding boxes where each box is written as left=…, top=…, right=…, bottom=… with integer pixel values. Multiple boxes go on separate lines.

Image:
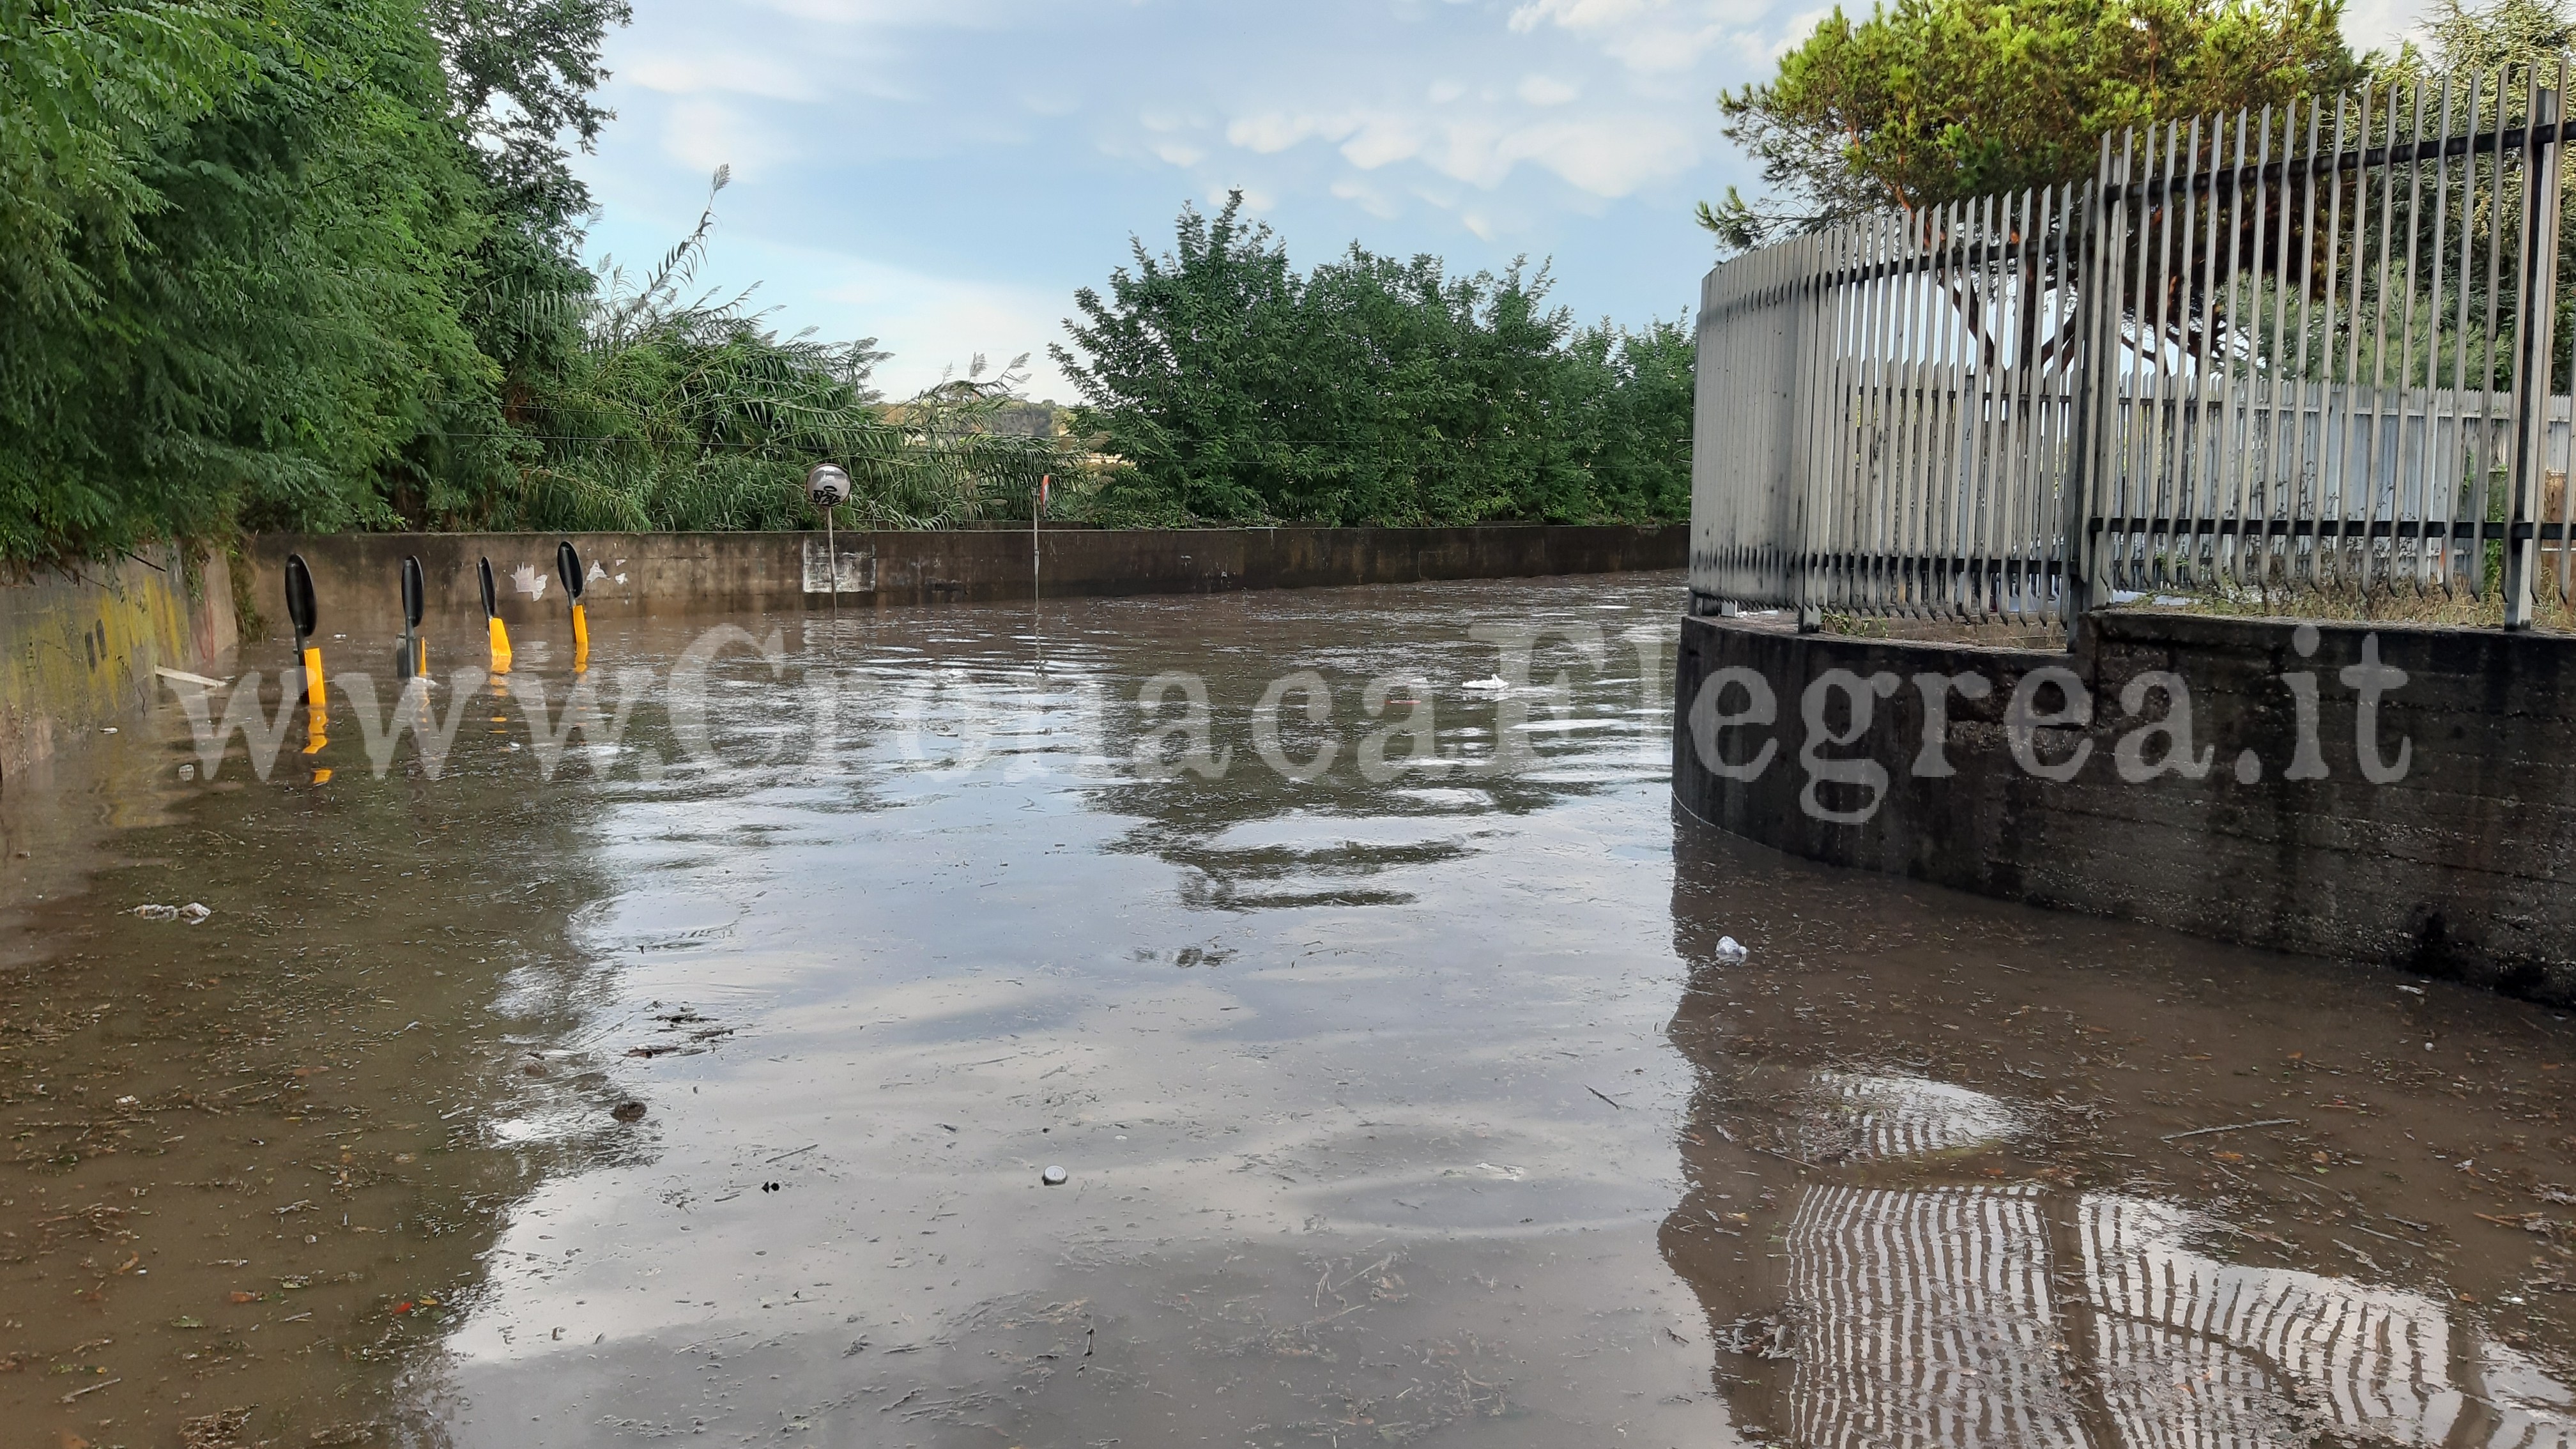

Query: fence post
left=2506, top=83, right=2563, bottom=631
left=2060, top=132, right=2120, bottom=645
left=1791, top=239, right=1825, bottom=632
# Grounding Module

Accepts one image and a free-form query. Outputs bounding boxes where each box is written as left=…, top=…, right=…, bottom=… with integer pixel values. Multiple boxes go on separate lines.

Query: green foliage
left=1052, top=194, right=1694, bottom=527
left=1704, top=0, right=2364, bottom=247
left=1, top=4, right=1683, bottom=562
left=0, top=0, right=514, bottom=561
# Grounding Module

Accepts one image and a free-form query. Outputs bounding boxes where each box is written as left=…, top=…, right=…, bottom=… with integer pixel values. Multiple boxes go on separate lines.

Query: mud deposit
left=3, top=571, right=2573, bottom=1448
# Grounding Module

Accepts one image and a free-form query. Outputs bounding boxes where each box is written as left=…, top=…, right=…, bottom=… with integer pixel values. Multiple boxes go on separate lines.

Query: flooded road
left=3, top=571, right=2575, bottom=1448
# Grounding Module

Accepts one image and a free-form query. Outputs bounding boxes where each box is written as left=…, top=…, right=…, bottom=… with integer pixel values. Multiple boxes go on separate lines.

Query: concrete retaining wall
left=1672, top=610, right=2576, bottom=1002
left=246, top=525, right=1685, bottom=638
left=1, top=549, right=238, bottom=781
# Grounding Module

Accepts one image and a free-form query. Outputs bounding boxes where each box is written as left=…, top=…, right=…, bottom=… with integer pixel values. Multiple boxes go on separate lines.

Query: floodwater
left=3, top=571, right=2575, bottom=1449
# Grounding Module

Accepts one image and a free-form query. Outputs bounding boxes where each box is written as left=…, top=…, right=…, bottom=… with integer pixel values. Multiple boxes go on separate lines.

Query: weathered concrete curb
left=1, top=549, right=238, bottom=780
left=1672, top=610, right=2576, bottom=1003
left=247, top=525, right=1685, bottom=638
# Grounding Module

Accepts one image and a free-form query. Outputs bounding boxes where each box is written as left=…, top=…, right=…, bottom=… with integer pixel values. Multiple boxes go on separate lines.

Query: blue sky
left=570, top=0, right=2423, bottom=402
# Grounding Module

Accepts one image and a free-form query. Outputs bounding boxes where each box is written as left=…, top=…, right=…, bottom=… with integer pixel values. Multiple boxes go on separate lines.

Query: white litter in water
left=133, top=904, right=177, bottom=921
left=179, top=903, right=210, bottom=924
left=1713, top=936, right=1749, bottom=963
left=1041, top=1165, right=1069, bottom=1186
left=1460, top=675, right=1511, bottom=691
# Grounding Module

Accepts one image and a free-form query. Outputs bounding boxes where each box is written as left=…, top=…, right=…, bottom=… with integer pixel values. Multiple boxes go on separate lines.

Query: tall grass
left=486, top=172, right=1061, bottom=533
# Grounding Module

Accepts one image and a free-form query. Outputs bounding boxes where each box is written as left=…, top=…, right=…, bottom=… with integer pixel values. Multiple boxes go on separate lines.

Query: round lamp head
left=806, top=464, right=851, bottom=510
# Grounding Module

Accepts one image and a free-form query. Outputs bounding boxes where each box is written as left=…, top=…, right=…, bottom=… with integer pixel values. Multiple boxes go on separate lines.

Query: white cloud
left=624, top=52, right=823, bottom=100
left=1212, top=102, right=1694, bottom=201
left=1517, top=75, right=1581, bottom=105
left=1506, top=116, right=1697, bottom=195
left=661, top=98, right=793, bottom=176
left=1226, top=112, right=1358, bottom=154
left=1342, top=115, right=1431, bottom=171
left=1330, top=176, right=1403, bottom=219
left=1507, top=0, right=1759, bottom=73
left=755, top=0, right=1023, bottom=25
left=2341, top=0, right=2423, bottom=54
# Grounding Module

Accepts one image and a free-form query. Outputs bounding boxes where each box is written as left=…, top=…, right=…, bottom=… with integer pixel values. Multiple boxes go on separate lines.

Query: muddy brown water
left=3, top=571, right=2574, bottom=1449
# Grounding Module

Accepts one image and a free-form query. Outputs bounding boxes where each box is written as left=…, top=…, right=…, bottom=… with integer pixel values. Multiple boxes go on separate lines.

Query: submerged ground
left=4, top=571, right=2575, bottom=1449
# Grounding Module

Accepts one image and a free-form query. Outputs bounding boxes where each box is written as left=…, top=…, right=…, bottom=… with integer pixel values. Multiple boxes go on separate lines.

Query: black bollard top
left=556, top=540, right=586, bottom=604
left=401, top=556, right=425, bottom=631
left=283, top=554, right=318, bottom=643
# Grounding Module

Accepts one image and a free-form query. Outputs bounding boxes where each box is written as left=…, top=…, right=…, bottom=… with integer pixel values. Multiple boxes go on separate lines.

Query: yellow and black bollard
left=556, top=540, right=589, bottom=672
left=284, top=553, right=324, bottom=706
left=282, top=553, right=328, bottom=770
left=478, top=557, right=512, bottom=673
left=397, top=555, right=427, bottom=680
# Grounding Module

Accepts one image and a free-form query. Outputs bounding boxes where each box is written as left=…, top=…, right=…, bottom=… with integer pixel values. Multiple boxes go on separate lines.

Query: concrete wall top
left=244, top=525, right=1685, bottom=638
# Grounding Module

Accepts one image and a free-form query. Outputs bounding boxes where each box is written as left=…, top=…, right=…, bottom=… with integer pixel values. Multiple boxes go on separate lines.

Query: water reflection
left=1665, top=819, right=2576, bottom=1449
left=1775, top=1182, right=2576, bottom=1449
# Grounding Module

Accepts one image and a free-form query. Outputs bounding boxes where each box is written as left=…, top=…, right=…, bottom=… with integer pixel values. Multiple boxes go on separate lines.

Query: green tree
left=0, top=0, right=515, bottom=560
left=1054, top=194, right=1694, bottom=528
left=1701, top=0, right=2363, bottom=248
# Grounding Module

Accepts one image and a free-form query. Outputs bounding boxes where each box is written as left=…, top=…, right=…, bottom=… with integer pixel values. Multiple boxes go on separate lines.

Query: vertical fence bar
left=1970, top=192, right=2009, bottom=615
left=2394, top=78, right=2432, bottom=595
left=2506, top=75, right=2561, bottom=627
left=1881, top=209, right=1915, bottom=614
left=2041, top=179, right=2074, bottom=621
left=2441, top=76, right=2469, bottom=595
left=1889, top=208, right=1916, bottom=613
left=2309, top=94, right=2348, bottom=591
left=2361, top=80, right=2400, bottom=599
left=2231, top=105, right=2274, bottom=594
left=2297, top=102, right=2339, bottom=590
left=2554, top=59, right=2573, bottom=610
left=2474, top=68, right=2510, bottom=601
left=2009, top=183, right=2039, bottom=616
left=2188, top=115, right=2228, bottom=589
left=2072, top=127, right=2131, bottom=629
left=2216, top=110, right=2251, bottom=591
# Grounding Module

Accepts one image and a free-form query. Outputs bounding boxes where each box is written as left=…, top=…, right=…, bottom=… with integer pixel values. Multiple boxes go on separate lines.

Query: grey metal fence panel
left=1691, top=61, right=2576, bottom=627
left=1690, top=189, right=2090, bottom=625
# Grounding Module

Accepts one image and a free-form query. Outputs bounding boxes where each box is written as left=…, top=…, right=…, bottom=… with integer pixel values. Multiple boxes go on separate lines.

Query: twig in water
left=1586, top=1086, right=1625, bottom=1110
left=2160, top=1118, right=2301, bottom=1142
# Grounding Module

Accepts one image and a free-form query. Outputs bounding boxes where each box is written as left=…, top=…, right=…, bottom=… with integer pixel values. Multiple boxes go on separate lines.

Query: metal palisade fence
left=1691, top=60, right=2576, bottom=631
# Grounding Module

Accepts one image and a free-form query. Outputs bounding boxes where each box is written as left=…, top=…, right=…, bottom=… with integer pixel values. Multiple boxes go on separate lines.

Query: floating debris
left=1042, top=1165, right=1069, bottom=1186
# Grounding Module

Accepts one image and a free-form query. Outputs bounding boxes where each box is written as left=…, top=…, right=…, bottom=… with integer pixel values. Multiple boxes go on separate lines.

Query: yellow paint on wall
left=1, top=550, right=238, bottom=778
